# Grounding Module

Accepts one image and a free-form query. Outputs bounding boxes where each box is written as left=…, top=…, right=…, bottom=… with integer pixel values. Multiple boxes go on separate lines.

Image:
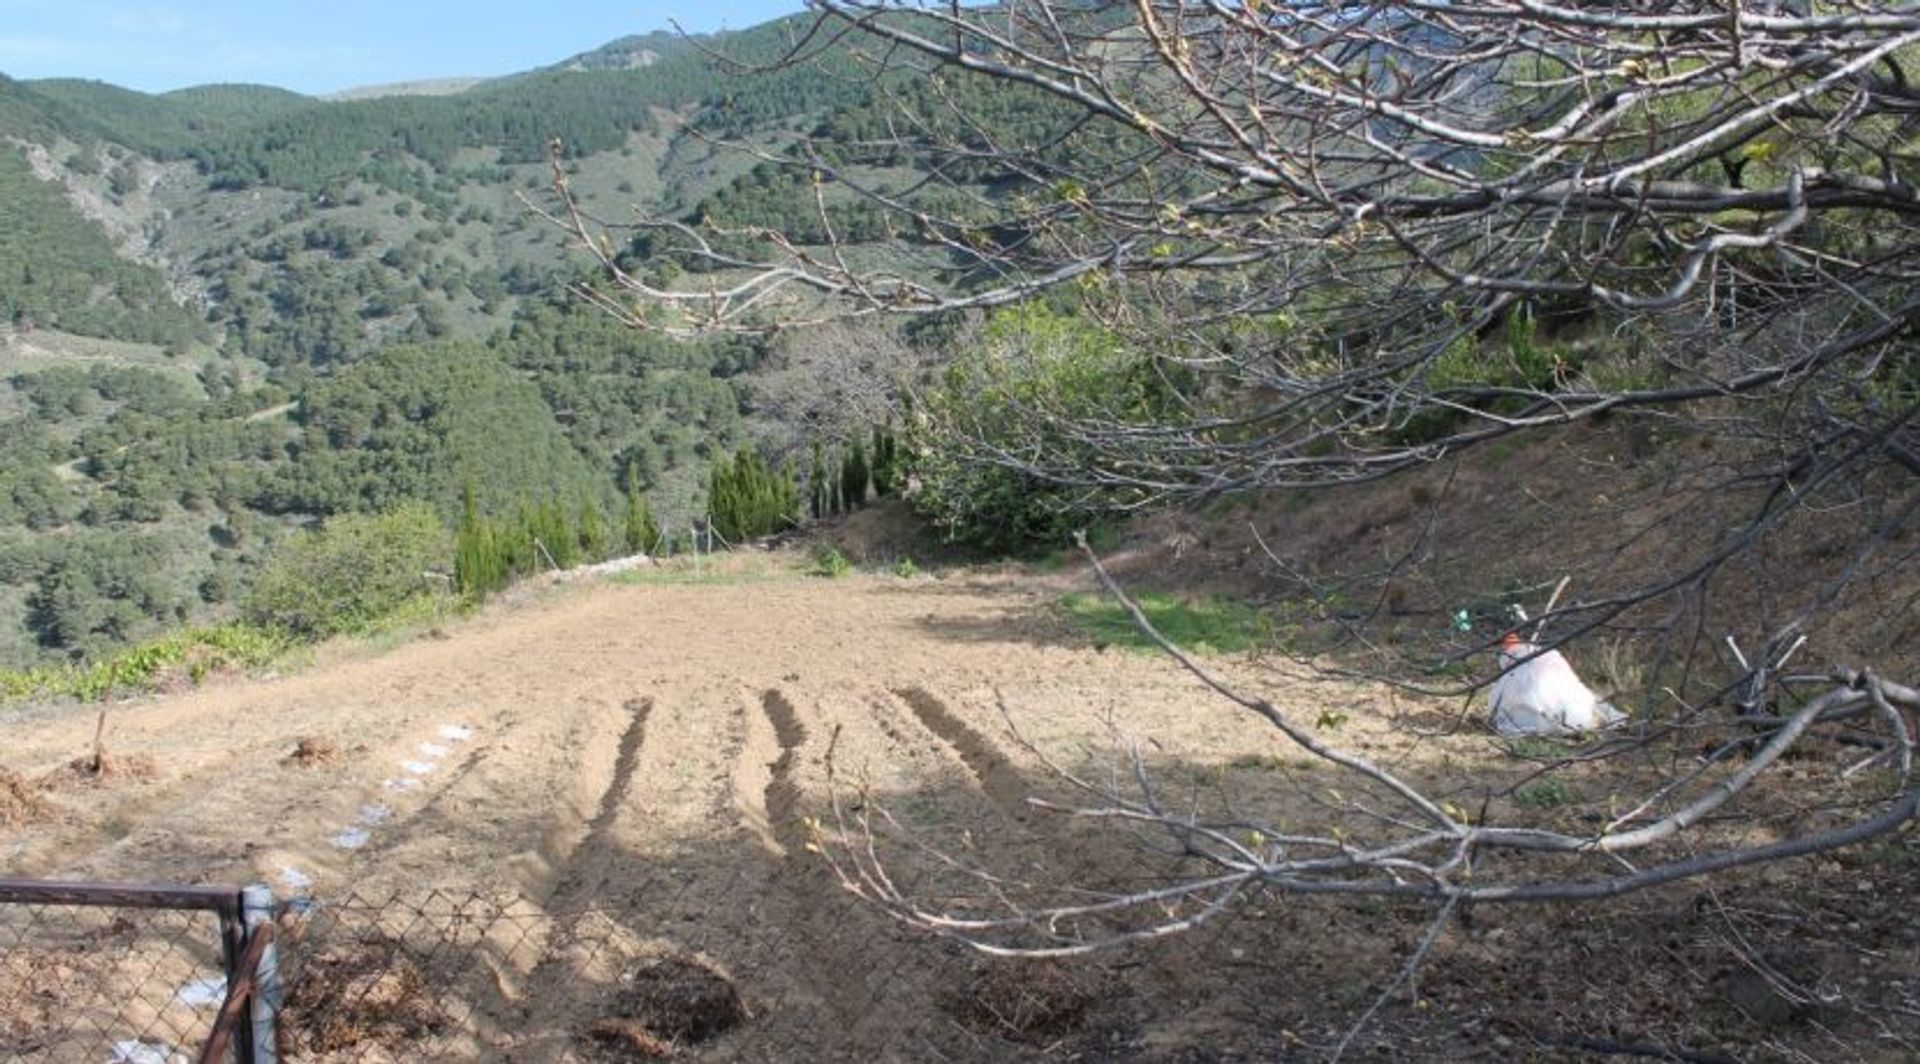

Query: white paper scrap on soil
left=402, top=759, right=437, bottom=775
left=383, top=777, right=421, bottom=791
left=418, top=742, right=449, bottom=758
left=331, top=826, right=371, bottom=850
left=357, top=803, right=392, bottom=825
left=1490, top=635, right=1626, bottom=736
left=174, top=976, right=227, bottom=1008
left=108, top=1040, right=183, bottom=1064
left=437, top=723, right=474, bottom=742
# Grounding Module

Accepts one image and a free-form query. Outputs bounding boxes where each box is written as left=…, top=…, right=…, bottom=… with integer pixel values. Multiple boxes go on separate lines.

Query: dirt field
left=4, top=557, right=1919, bottom=1061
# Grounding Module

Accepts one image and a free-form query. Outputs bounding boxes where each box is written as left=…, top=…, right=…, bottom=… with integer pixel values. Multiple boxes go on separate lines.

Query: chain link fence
left=9, top=854, right=1920, bottom=1062
left=0, top=870, right=1128, bottom=1063
left=0, top=880, right=260, bottom=1064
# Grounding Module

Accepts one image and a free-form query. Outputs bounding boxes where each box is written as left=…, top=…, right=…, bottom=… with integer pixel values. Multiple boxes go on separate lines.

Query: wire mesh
left=0, top=899, right=235, bottom=1063
left=8, top=851, right=1920, bottom=1062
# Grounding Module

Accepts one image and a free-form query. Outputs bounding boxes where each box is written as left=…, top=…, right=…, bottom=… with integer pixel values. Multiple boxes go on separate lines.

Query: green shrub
left=245, top=502, right=448, bottom=638
left=908, top=305, right=1180, bottom=552
left=0, top=623, right=289, bottom=704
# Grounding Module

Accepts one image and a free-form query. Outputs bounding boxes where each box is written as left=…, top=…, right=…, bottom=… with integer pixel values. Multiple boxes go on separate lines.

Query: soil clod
left=281, top=935, right=445, bottom=1054
left=283, top=735, right=342, bottom=768
left=594, top=954, right=746, bottom=1051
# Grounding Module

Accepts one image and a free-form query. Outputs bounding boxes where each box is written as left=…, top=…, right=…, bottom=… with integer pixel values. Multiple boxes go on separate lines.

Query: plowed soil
left=4, top=559, right=1917, bottom=1061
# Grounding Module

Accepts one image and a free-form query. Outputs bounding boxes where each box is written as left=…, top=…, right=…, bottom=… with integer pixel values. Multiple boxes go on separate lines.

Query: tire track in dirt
left=893, top=687, right=1030, bottom=818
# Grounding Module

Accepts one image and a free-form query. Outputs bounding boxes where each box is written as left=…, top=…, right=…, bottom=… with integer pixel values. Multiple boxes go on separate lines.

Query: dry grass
left=0, top=947, right=102, bottom=1045
left=0, top=766, right=55, bottom=828
left=951, top=959, right=1101, bottom=1045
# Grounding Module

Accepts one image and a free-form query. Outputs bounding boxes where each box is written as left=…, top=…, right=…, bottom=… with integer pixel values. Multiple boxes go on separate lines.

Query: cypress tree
left=507, top=501, right=538, bottom=576
left=830, top=450, right=845, bottom=515
left=454, top=480, right=499, bottom=598
left=623, top=465, right=659, bottom=554
left=842, top=439, right=870, bottom=511
left=870, top=424, right=891, bottom=496
left=708, top=453, right=735, bottom=542
left=576, top=491, right=608, bottom=563
left=531, top=497, right=576, bottom=569
left=709, top=446, right=804, bottom=542
left=809, top=441, right=827, bottom=519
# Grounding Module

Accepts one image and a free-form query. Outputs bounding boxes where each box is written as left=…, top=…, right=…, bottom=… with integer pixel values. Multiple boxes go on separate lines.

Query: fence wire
left=265, top=872, right=1045, bottom=1062
left=0, top=899, right=236, bottom=1063
left=8, top=848, right=1920, bottom=1062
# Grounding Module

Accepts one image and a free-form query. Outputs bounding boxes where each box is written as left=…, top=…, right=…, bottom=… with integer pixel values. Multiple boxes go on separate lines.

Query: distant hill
left=324, top=78, right=487, bottom=102
left=23, top=79, right=316, bottom=154
left=546, top=31, right=691, bottom=72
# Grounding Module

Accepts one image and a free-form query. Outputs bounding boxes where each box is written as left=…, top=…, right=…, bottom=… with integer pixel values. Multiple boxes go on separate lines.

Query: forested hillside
left=0, top=15, right=932, bottom=669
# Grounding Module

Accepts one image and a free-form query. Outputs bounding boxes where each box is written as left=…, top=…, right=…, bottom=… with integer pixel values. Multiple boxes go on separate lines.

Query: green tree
left=576, top=491, right=609, bottom=563
left=622, top=466, right=660, bottom=555
left=454, top=481, right=507, bottom=598
left=909, top=306, right=1173, bottom=550
left=708, top=446, right=798, bottom=543
left=842, top=439, right=870, bottom=511
left=245, top=503, right=447, bottom=638
left=809, top=441, right=829, bottom=519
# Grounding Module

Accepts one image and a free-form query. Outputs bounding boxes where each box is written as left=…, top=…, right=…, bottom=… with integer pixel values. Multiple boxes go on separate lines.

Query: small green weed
left=811, top=545, right=852, bottom=578
left=1514, top=778, right=1578, bottom=809
left=892, top=557, right=921, bottom=579
left=1504, top=737, right=1574, bottom=761
left=1058, top=591, right=1265, bottom=655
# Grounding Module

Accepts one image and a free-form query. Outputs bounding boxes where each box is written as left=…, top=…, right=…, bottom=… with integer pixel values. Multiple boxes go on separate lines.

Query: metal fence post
left=241, top=885, right=280, bottom=1064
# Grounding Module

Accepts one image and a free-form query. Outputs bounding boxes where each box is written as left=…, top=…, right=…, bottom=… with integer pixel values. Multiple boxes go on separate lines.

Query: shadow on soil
left=270, top=687, right=1920, bottom=1064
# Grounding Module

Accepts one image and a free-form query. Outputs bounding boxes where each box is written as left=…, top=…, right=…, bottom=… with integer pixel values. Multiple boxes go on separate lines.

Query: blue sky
left=0, top=1, right=808, bottom=95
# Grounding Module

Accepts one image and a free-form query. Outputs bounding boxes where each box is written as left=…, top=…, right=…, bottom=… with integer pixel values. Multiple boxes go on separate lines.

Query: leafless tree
left=538, top=0, right=1920, bottom=978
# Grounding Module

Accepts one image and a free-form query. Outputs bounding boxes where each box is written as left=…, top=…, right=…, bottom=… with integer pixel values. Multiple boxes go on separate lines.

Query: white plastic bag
left=1489, top=633, right=1625, bottom=736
